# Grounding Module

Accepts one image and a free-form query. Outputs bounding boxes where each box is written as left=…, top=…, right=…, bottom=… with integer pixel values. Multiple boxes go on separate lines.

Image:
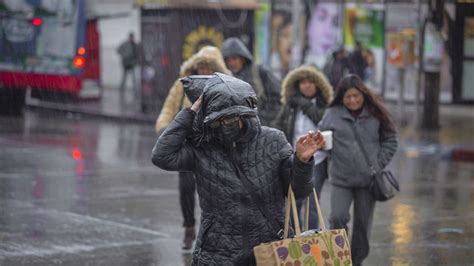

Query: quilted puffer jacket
left=151, top=73, right=314, bottom=265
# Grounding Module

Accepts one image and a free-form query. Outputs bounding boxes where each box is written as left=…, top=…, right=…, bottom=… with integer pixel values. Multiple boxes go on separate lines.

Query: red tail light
left=73, top=56, right=85, bottom=68
left=77, top=47, right=86, bottom=55
left=31, top=18, right=43, bottom=26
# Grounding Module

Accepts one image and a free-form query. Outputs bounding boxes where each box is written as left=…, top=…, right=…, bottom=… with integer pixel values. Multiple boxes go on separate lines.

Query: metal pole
left=381, top=0, right=387, bottom=97
left=414, top=0, right=423, bottom=127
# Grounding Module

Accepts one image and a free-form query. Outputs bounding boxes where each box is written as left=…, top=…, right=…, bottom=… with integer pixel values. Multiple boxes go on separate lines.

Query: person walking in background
left=323, top=46, right=354, bottom=89
left=272, top=65, right=333, bottom=229
left=222, top=37, right=281, bottom=126
left=350, top=41, right=367, bottom=81
left=117, top=32, right=140, bottom=104
left=152, top=73, right=324, bottom=265
left=318, top=75, right=398, bottom=265
left=155, top=46, right=231, bottom=250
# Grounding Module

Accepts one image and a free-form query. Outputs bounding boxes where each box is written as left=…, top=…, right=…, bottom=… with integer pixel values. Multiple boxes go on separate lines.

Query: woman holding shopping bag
left=318, top=74, right=398, bottom=265
left=152, top=73, right=325, bottom=265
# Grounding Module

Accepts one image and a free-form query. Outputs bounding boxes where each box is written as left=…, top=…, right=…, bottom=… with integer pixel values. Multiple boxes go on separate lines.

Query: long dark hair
left=330, top=74, right=395, bottom=131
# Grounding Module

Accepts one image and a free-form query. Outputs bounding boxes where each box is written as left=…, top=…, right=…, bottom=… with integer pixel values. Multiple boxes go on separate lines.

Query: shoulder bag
left=351, top=123, right=399, bottom=201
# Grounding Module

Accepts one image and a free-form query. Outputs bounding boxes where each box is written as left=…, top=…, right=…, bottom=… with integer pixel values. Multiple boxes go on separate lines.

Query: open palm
left=295, top=131, right=325, bottom=163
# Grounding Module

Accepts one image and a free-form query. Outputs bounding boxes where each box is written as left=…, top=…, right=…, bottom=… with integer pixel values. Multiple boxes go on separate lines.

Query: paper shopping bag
left=254, top=186, right=352, bottom=266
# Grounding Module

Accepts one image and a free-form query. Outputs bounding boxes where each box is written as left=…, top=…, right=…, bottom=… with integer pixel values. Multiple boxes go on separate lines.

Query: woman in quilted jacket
left=318, top=74, right=398, bottom=266
left=155, top=46, right=231, bottom=250
left=152, top=73, right=325, bottom=265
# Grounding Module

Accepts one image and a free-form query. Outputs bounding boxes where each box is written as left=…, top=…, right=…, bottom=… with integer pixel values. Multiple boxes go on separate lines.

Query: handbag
left=350, top=124, right=400, bottom=201
left=254, top=186, right=352, bottom=266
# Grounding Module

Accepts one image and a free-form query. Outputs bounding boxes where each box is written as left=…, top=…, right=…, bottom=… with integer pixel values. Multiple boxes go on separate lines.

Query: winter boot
left=182, top=227, right=196, bottom=250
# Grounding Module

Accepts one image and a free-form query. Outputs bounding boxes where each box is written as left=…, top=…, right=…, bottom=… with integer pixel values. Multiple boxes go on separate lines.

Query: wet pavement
left=0, top=107, right=473, bottom=265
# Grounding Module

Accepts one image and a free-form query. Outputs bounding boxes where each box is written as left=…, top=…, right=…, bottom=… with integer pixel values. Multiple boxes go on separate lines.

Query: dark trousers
left=329, top=185, right=375, bottom=266
left=179, top=171, right=196, bottom=227
left=296, top=159, right=328, bottom=230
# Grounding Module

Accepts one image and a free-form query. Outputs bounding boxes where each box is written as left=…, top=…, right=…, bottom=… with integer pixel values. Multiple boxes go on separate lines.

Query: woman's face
left=196, top=64, right=212, bottom=75
left=343, top=88, right=364, bottom=111
left=225, top=56, right=245, bottom=74
left=308, top=3, right=340, bottom=56
left=298, top=79, right=317, bottom=98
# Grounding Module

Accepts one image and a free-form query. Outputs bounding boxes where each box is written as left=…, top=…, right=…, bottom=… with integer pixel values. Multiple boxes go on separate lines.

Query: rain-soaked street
left=0, top=108, right=473, bottom=266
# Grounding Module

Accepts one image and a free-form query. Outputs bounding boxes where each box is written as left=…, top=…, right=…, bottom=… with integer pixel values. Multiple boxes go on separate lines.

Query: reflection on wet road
left=0, top=110, right=473, bottom=265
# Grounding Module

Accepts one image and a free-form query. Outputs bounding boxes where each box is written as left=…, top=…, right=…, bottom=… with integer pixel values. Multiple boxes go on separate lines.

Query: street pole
left=381, top=0, right=387, bottom=98
left=422, top=72, right=441, bottom=129
left=398, top=67, right=406, bottom=125
left=415, top=0, right=424, bottom=127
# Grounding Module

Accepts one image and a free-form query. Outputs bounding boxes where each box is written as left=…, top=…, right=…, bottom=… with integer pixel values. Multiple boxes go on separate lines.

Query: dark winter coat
left=318, top=105, right=398, bottom=187
left=272, top=66, right=333, bottom=142
left=222, top=37, right=281, bottom=127
left=117, top=40, right=138, bottom=69
left=151, top=73, right=314, bottom=265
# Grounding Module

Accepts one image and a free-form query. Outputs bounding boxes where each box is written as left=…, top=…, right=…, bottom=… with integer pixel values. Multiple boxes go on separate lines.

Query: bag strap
left=303, top=188, right=327, bottom=232
left=284, top=186, right=302, bottom=238
left=229, top=151, right=284, bottom=239
left=350, top=123, right=376, bottom=175
left=351, top=123, right=400, bottom=192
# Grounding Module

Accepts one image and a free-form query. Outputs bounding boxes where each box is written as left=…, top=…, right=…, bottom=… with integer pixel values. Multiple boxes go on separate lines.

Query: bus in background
left=0, top=0, right=100, bottom=115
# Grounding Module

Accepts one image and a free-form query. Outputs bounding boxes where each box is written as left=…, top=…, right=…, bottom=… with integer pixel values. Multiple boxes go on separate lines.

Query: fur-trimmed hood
left=281, top=66, right=333, bottom=105
left=179, top=46, right=231, bottom=77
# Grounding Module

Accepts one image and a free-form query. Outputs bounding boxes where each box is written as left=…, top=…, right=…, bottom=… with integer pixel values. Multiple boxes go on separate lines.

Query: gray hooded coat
left=318, top=105, right=398, bottom=187
left=151, top=73, right=314, bottom=265
left=222, top=38, right=281, bottom=127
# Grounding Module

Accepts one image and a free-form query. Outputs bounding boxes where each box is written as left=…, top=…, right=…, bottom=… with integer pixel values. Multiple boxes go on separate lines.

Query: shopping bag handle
left=284, top=186, right=302, bottom=238
left=303, top=188, right=327, bottom=232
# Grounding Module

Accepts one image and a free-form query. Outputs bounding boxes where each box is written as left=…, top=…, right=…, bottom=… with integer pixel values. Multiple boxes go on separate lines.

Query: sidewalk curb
left=26, top=100, right=155, bottom=124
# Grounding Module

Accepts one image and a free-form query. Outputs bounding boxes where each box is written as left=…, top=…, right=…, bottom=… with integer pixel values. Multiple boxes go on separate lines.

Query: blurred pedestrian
left=318, top=74, right=398, bottom=265
left=350, top=41, right=367, bottom=81
left=323, top=46, right=354, bottom=89
left=152, top=73, right=324, bottom=265
left=222, top=37, right=281, bottom=126
left=117, top=32, right=140, bottom=103
left=272, top=65, right=333, bottom=230
left=155, top=46, right=230, bottom=250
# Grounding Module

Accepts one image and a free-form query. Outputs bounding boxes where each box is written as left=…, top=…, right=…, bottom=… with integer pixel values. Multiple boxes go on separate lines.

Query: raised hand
left=295, top=130, right=325, bottom=163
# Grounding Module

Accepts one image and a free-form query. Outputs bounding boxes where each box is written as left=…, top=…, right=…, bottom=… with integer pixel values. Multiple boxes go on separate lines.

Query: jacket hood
left=281, top=65, right=333, bottom=105
left=187, top=73, right=259, bottom=146
left=179, top=46, right=231, bottom=77
left=201, top=73, right=258, bottom=124
left=222, top=37, right=253, bottom=63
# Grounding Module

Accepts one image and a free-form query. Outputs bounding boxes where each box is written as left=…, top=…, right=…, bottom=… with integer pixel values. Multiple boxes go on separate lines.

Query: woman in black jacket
left=272, top=65, right=333, bottom=229
left=151, top=73, right=325, bottom=265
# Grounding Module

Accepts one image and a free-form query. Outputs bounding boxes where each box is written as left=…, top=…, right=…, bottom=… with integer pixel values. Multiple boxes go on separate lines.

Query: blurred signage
left=344, top=7, right=384, bottom=49
left=387, top=33, right=403, bottom=66
left=182, top=26, right=224, bottom=60
left=387, top=30, right=416, bottom=68
left=423, top=22, right=444, bottom=73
